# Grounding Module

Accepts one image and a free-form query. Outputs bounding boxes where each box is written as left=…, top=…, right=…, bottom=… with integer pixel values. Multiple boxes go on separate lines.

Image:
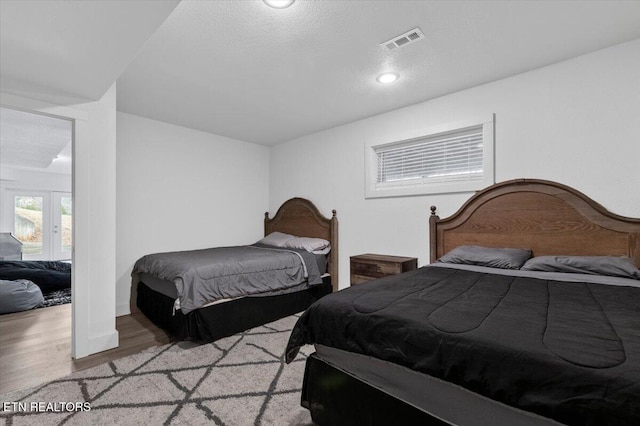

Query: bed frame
left=430, top=178, right=640, bottom=266
left=136, top=197, right=338, bottom=342
left=302, top=179, right=640, bottom=426
left=265, top=197, right=339, bottom=290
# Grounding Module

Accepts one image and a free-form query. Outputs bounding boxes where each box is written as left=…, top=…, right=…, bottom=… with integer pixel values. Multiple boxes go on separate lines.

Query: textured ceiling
left=2, top=1, right=640, bottom=147
left=0, top=107, right=72, bottom=172
left=0, top=0, right=179, bottom=104
left=116, top=0, right=640, bottom=145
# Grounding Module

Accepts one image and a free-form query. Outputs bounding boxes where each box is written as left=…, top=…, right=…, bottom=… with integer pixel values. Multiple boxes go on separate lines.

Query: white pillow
left=257, top=232, right=295, bottom=247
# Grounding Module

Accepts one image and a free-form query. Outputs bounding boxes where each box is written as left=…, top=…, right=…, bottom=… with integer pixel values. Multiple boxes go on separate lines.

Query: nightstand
left=350, top=253, right=418, bottom=285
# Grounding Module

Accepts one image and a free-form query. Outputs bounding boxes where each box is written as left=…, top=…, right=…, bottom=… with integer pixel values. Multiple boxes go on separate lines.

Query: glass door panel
left=15, top=195, right=44, bottom=256
left=10, top=192, right=51, bottom=260
left=53, top=193, right=72, bottom=260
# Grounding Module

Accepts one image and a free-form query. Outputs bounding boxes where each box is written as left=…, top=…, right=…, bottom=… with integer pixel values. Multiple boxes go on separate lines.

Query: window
left=365, top=115, right=495, bottom=198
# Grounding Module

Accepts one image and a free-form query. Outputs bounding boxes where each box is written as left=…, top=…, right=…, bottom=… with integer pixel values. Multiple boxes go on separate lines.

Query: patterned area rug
left=0, top=315, right=314, bottom=426
left=40, top=288, right=72, bottom=308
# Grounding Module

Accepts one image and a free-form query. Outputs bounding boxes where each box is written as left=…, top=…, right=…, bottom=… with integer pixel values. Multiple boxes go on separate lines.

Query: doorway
left=1, top=90, right=118, bottom=361
left=0, top=106, right=74, bottom=367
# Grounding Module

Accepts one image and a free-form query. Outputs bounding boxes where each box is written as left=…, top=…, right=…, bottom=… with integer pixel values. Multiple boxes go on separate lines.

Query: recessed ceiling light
left=376, top=72, right=399, bottom=84
left=263, top=0, right=295, bottom=8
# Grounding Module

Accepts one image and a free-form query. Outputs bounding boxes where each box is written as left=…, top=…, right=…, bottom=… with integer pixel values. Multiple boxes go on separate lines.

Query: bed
left=134, top=197, right=338, bottom=342
left=285, top=179, right=640, bottom=426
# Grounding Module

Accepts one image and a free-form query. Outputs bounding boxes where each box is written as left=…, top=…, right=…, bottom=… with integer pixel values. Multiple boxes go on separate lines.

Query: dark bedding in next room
left=0, top=261, right=72, bottom=311
left=0, top=261, right=71, bottom=293
left=286, top=264, right=640, bottom=425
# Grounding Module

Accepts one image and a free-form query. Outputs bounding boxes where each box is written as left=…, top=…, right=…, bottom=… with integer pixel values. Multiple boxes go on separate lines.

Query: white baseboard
left=73, top=330, right=119, bottom=359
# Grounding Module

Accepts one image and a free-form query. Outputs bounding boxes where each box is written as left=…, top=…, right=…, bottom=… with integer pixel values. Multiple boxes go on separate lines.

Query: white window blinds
left=364, top=115, right=494, bottom=198
left=375, top=125, right=484, bottom=188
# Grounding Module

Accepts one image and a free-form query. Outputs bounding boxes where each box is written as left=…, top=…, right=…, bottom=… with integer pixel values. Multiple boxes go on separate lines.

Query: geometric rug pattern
left=40, top=288, right=72, bottom=308
left=0, top=314, right=314, bottom=426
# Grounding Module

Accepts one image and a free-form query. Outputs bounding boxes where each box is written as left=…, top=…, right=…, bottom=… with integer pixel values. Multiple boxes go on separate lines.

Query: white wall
left=270, top=39, right=640, bottom=288
left=115, top=112, right=270, bottom=316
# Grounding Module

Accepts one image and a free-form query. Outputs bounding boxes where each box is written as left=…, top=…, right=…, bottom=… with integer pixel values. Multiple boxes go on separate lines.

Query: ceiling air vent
left=381, top=28, right=425, bottom=51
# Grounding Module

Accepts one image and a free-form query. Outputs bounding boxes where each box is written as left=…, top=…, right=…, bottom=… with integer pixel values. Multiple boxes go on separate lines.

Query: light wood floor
left=0, top=304, right=171, bottom=395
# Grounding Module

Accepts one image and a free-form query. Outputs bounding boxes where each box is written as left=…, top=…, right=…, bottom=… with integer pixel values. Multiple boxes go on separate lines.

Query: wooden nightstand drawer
left=350, top=253, right=418, bottom=286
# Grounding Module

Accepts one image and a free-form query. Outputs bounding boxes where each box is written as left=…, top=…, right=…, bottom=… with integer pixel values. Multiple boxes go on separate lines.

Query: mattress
left=287, top=264, right=640, bottom=425
left=138, top=250, right=329, bottom=312
left=132, top=244, right=324, bottom=314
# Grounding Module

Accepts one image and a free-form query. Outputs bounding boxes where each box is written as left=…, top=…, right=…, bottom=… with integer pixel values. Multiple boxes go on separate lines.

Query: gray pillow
left=521, top=256, right=640, bottom=280
left=437, top=245, right=532, bottom=270
left=256, top=232, right=295, bottom=247
left=0, top=279, right=44, bottom=314
left=284, top=237, right=330, bottom=253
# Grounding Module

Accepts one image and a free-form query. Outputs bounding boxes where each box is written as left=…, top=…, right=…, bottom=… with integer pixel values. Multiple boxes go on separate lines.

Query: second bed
left=133, top=197, right=338, bottom=342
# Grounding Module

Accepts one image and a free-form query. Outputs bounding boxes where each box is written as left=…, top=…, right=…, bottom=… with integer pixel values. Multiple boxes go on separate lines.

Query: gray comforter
left=132, top=244, right=323, bottom=314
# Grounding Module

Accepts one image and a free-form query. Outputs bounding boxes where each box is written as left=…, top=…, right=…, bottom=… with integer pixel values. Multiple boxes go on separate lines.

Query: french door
left=52, top=192, right=72, bottom=260
left=6, top=190, right=72, bottom=260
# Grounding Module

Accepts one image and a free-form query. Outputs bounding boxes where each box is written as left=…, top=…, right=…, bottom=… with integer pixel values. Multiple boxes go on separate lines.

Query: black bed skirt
left=301, top=354, right=446, bottom=426
left=136, top=277, right=332, bottom=342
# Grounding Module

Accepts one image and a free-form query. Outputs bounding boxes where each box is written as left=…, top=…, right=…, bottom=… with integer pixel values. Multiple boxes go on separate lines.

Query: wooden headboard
left=265, top=197, right=339, bottom=291
left=430, top=179, right=640, bottom=267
